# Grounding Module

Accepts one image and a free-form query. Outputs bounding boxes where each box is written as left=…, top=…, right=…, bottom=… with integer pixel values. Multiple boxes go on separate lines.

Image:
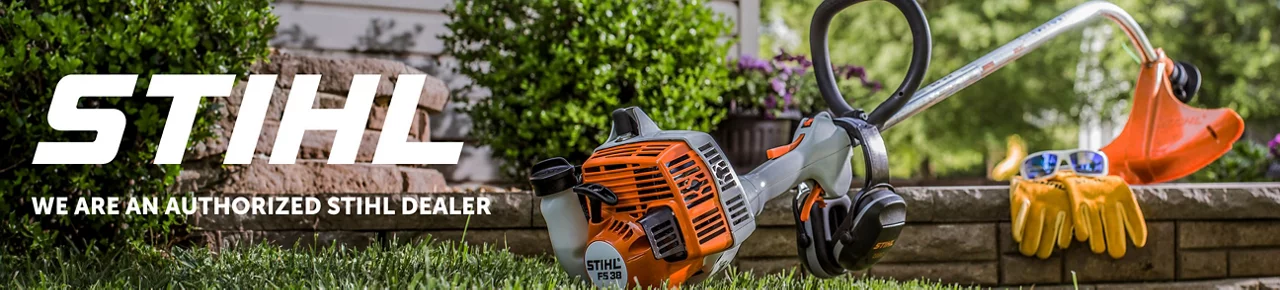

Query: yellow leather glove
left=1009, top=176, right=1073, bottom=259
left=1058, top=172, right=1148, bottom=259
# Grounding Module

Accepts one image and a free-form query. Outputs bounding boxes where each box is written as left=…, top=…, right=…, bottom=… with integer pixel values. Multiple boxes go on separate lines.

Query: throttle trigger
left=799, top=186, right=827, bottom=222
left=767, top=134, right=806, bottom=159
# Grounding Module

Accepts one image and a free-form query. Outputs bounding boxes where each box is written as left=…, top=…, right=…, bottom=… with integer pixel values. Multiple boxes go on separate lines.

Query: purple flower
left=773, top=50, right=791, bottom=62
left=730, top=50, right=879, bottom=114
left=763, top=94, right=777, bottom=119
left=782, top=89, right=794, bottom=106
left=1269, top=133, right=1280, bottom=157
left=737, top=56, right=773, bottom=73
left=770, top=79, right=786, bottom=96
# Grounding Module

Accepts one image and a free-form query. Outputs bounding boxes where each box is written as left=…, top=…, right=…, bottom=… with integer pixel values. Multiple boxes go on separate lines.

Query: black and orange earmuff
left=793, top=0, right=930, bottom=276
left=793, top=116, right=906, bottom=277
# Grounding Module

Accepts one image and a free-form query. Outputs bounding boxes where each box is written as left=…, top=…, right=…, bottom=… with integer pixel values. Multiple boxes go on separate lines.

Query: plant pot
left=712, top=110, right=802, bottom=174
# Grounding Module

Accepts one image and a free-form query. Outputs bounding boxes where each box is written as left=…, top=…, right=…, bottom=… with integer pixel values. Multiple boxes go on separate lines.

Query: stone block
left=1179, top=221, right=1280, bottom=249
left=192, top=208, right=246, bottom=231
left=898, top=187, right=934, bottom=222
left=737, top=227, right=794, bottom=258
left=1135, top=183, right=1280, bottom=220
left=314, top=92, right=347, bottom=109
left=1093, top=278, right=1277, bottom=290
left=1261, top=277, right=1280, bottom=289
left=220, top=78, right=346, bottom=121
left=298, top=129, right=383, bottom=162
left=1003, top=254, right=1063, bottom=285
left=998, top=223, right=1063, bottom=285
left=753, top=195, right=793, bottom=226
left=367, top=105, right=389, bottom=131
left=253, top=122, right=388, bottom=163
left=928, top=186, right=1008, bottom=222
left=531, top=196, right=547, bottom=228
left=869, top=261, right=999, bottom=285
left=415, top=108, right=431, bottom=141
left=1017, top=285, right=1095, bottom=290
left=1062, top=222, right=1175, bottom=282
left=753, top=187, right=932, bottom=226
left=250, top=54, right=448, bottom=111
left=1228, top=248, right=1280, bottom=277
left=1178, top=250, right=1227, bottom=280
left=215, top=157, right=403, bottom=193
left=174, top=166, right=227, bottom=194
left=880, top=223, right=996, bottom=263
left=402, top=167, right=448, bottom=193
left=240, top=211, right=320, bottom=231
left=185, top=81, right=288, bottom=161
left=366, top=105, right=430, bottom=139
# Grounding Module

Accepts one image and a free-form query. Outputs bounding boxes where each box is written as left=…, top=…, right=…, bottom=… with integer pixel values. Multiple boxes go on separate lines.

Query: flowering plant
left=1270, top=133, right=1280, bottom=159
left=725, top=51, right=880, bottom=118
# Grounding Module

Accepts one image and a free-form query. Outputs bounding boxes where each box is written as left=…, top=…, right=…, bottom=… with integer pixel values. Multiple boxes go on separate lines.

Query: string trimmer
left=530, top=0, right=930, bottom=287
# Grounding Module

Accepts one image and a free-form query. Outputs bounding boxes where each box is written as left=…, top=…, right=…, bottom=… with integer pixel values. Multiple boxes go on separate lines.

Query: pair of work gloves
left=1009, top=171, right=1147, bottom=259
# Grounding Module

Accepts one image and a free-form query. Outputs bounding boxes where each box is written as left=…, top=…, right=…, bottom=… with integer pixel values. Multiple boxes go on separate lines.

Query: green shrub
left=1189, top=140, right=1279, bottom=182
left=444, top=0, right=735, bottom=178
left=0, top=0, right=276, bottom=252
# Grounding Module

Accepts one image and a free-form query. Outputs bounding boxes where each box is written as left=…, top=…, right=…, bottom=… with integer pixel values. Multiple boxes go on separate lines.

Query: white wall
left=271, top=0, right=759, bottom=183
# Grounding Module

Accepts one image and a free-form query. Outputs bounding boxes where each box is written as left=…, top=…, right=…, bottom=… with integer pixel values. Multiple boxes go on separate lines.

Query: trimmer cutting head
left=1102, top=52, right=1244, bottom=184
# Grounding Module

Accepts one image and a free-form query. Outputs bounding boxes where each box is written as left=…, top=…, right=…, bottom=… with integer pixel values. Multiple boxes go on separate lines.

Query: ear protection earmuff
left=792, top=0, right=926, bottom=277
left=794, top=116, right=907, bottom=277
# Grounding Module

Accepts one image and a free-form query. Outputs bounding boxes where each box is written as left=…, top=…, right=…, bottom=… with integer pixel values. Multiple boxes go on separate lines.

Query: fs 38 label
left=584, top=241, right=628, bottom=288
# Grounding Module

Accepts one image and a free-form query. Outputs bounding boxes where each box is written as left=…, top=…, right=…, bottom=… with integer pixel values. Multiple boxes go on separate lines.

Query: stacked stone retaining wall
left=192, top=183, right=1280, bottom=288
left=176, top=53, right=451, bottom=196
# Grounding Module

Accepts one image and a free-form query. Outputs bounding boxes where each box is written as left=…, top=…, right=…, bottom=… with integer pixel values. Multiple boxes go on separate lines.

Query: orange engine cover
left=579, top=141, right=735, bottom=286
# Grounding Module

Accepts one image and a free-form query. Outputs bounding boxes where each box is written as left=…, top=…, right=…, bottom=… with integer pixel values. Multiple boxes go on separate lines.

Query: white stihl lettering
left=34, top=74, right=463, bottom=165
left=147, top=75, right=236, bottom=164
left=33, top=75, right=135, bottom=164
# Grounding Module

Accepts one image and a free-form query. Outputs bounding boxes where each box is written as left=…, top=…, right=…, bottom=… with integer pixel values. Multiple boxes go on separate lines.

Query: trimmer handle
left=811, top=0, right=932, bottom=127
left=739, top=112, right=855, bottom=214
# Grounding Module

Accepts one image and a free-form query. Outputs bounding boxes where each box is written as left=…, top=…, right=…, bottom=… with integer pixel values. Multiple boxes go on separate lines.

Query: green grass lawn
left=1, top=238, right=967, bottom=289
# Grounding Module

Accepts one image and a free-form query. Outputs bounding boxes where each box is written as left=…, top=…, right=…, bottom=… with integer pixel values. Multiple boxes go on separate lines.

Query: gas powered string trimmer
left=530, top=0, right=931, bottom=288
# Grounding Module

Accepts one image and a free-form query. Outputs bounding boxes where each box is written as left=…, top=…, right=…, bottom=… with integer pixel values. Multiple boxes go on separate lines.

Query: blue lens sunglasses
left=1020, top=149, right=1109, bottom=180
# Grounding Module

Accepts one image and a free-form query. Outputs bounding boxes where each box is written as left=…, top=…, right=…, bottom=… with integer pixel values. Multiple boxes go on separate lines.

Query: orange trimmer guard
left=1101, top=49, right=1245, bottom=184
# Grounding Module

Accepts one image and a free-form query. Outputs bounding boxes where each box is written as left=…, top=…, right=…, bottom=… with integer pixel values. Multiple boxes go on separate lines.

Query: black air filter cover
left=638, top=206, right=688, bottom=262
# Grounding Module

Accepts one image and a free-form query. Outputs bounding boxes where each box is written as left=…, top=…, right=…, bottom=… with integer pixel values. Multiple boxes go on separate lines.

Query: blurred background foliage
left=759, top=0, right=1280, bottom=180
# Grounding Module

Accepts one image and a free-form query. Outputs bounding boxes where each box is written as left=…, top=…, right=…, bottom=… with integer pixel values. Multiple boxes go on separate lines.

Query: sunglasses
left=1020, top=149, right=1109, bottom=179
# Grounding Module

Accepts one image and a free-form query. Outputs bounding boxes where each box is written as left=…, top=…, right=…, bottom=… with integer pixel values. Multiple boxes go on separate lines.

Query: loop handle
left=810, top=0, right=932, bottom=127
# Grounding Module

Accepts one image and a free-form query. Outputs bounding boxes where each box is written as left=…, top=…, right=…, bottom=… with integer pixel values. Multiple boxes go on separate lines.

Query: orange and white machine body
left=538, top=108, right=856, bottom=287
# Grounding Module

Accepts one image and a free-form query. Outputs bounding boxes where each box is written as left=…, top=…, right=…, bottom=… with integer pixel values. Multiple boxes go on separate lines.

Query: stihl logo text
left=32, top=74, right=463, bottom=165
